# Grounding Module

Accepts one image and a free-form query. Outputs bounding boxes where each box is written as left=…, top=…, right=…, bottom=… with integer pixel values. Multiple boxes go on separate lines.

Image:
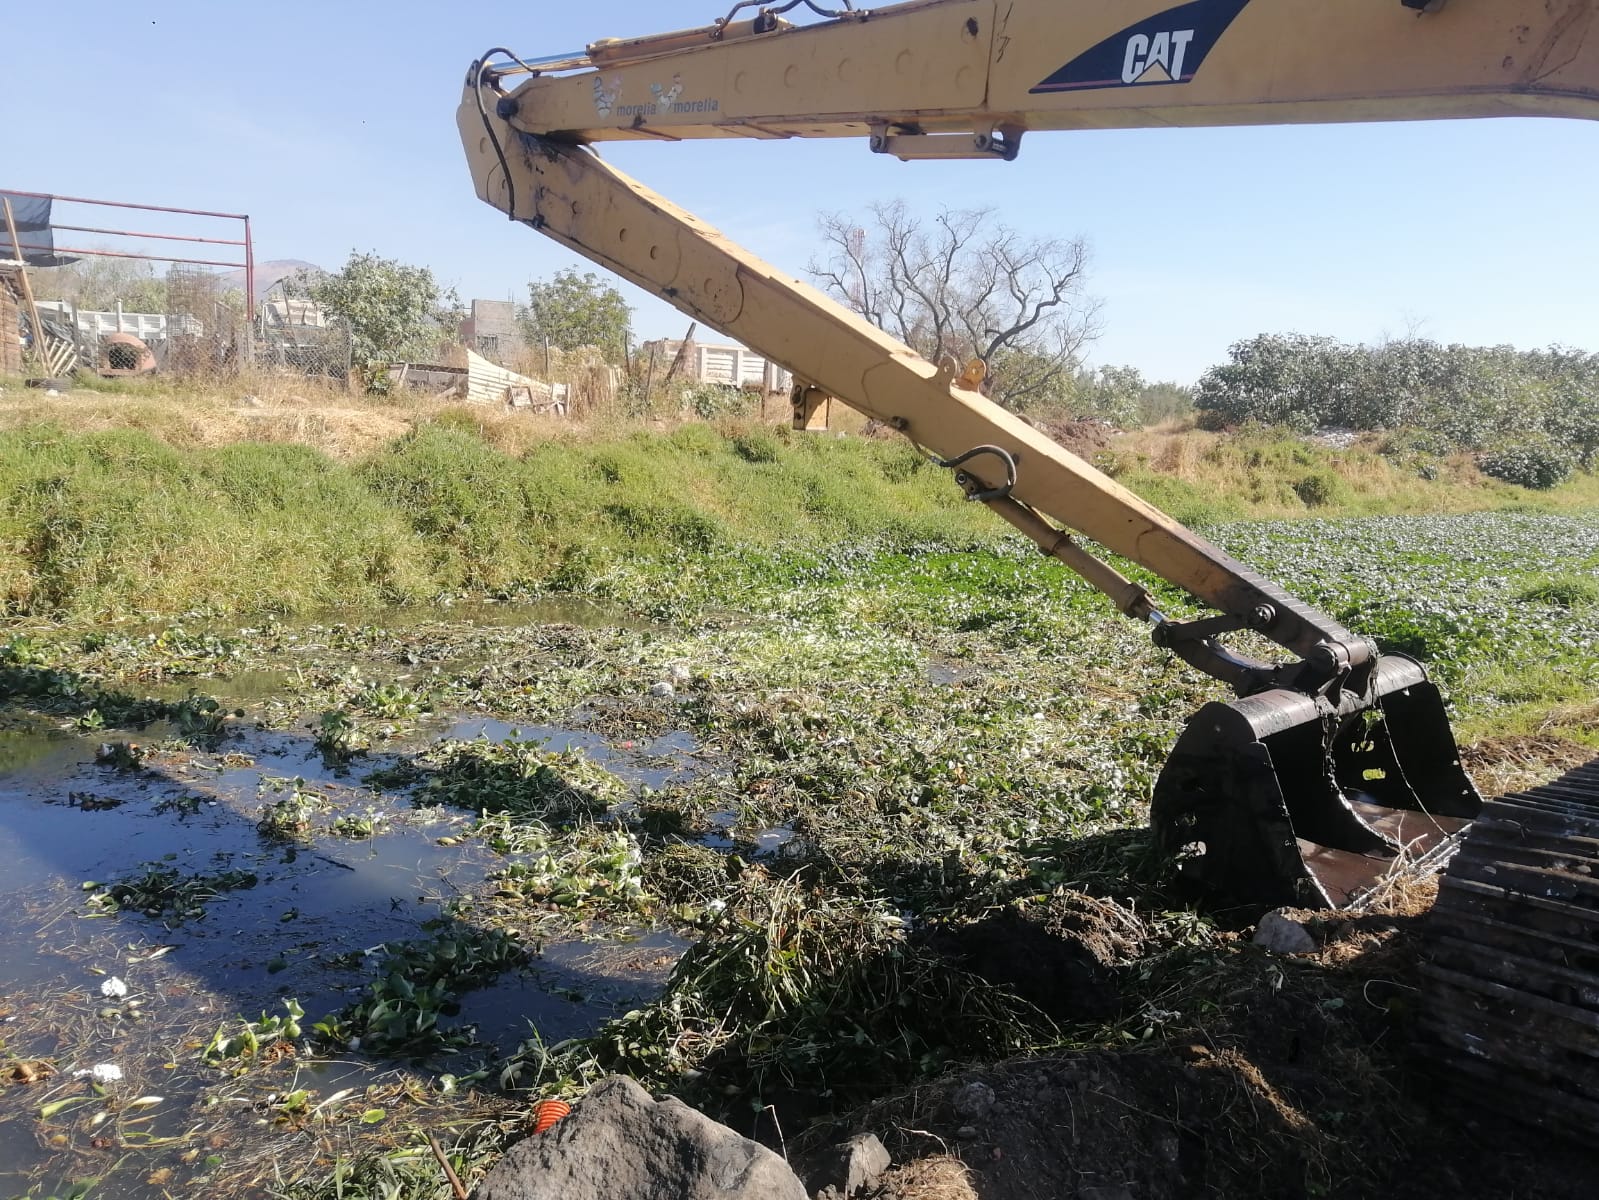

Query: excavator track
left=1419, top=755, right=1599, bottom=1140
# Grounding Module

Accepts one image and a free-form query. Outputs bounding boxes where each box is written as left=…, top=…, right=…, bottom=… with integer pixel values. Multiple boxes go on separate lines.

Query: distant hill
left=220, top=259, right=321, bottom=301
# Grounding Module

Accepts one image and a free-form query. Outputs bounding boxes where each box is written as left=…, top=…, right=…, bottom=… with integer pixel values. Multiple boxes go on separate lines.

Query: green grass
left=0, top=420, right=1000, bottom=620
left=0, top=426, right=433, bottom=616
left=2, top=415, right=1596, bottom=621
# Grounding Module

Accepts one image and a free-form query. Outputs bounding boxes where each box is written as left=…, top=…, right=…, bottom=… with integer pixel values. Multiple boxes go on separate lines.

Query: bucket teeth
left=1151, top=654, right=1481, bottom=908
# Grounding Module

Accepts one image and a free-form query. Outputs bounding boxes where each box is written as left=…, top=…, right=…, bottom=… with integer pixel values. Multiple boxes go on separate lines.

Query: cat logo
left=1122, top=29, right=1196, bottom=85
left=1032, top=0, right=1250, bottom=94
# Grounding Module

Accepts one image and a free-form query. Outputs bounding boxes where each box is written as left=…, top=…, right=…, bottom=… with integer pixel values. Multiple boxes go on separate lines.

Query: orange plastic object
left=530, top=1099, right=571, bottom=1134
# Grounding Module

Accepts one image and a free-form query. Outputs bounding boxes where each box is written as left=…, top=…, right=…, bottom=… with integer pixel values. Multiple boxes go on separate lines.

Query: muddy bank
left=821, top=896, right=1598, bottom=1200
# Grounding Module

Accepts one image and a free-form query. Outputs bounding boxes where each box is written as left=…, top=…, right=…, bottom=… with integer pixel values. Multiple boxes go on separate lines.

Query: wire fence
left=15, top=262, right=352, bottom=385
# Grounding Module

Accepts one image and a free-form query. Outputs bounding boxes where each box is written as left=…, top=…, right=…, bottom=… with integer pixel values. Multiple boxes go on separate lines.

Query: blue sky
left=3, top=1, right=1595, bottom=383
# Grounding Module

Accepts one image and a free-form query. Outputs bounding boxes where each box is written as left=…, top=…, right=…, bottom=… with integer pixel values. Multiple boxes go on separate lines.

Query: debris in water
left=8, top=1060, right=53, bottom=1085
left=73, top=1063, right=123, bottom=1084
left=99, top=976, right=128, bottom=998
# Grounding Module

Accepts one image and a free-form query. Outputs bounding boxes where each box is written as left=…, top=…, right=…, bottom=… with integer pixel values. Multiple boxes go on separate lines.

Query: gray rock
left=951, top=1080, right=995, bottom=1122
left=473, top=1076, right=806, bottom=1200
left=817, top=1133, right=890, bottom=1197
left=1253, top=910, right=1316, bottom=955
left=648, top=681, right=676, bottom=699
left=955, top=1125, right=979, bottom=1141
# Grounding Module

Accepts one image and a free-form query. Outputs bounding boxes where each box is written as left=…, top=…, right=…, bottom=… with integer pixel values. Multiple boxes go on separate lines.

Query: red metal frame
left=3, top=188, right=255, bottom=325
left=49, top=225, right=248, bottom=247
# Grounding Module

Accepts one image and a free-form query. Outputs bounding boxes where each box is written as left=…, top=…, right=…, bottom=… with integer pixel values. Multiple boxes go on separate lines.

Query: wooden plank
left=44, top=335, right=76, bottom=376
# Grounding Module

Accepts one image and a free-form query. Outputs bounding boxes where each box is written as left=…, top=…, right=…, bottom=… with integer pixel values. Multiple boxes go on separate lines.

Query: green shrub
left=1478, top=436, right=1575, bottom=490
left=1292, top=471, right=1348, bottom=508
left=1517, top=573, right=1599, bottom=608
left=731, top=429, right=783, bottom=464
left=683, top=383, right=752, bottom=420
left=1379, top=428, right=1453, bottom=459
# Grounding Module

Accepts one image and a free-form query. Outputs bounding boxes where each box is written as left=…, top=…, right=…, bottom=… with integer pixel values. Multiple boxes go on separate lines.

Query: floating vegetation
left=87, top=863, right=258, bottom=922
left=415, top=739, right=625, bottom=825
left=504, top=875, right=1055, bottom=1110
left=489, top=824, right=652, bottom=916
left=2, top=640, right=237, bottom=745
left=201, top=999, right=305, bottom=1069
left=352, top=681, right=432, bottom=719
left=256, top=776, right=332, bottom=839
left=0, top=488, right=1595, bottom=1200
left=314, top=925, right=529, bottom=1057
left=329, top=810, right=388, bottom=839
left=313, top=708, right=366, bottom=766
left=93, top=739, right=148, bottom=771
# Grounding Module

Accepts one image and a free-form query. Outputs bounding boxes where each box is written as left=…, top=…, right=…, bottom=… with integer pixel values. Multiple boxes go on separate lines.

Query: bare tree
left=809, top=200, right=1100, bottom=411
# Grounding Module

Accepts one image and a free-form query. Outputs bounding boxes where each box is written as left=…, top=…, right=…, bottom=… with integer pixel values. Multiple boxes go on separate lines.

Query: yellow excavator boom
left=485, top=0, right=1599, bottom=150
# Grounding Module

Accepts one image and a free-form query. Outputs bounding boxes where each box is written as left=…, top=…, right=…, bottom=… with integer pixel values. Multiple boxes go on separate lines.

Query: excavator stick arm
left=457, top=111, right=1365, bottom=682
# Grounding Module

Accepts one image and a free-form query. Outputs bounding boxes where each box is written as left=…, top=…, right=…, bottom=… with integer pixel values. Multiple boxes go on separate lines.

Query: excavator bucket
left=1151, top=654, right=1482, bottom=909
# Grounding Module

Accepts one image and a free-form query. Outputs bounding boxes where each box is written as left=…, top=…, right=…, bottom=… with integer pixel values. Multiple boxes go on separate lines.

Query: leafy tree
left=1527, top=347, right=1599, bottom=467
left=810, top=200, right=1100, bottom=411
left=1073, top=365, right=1145, bottom=427
left=521, top=268, right=632, bottom=363
left=1479, top=434, right=1576, bottom=489
left=1194, top=333, right=1366, bottom=432
left=32, top=257, right=168, bottom=313
left=294, top=252, right=459, bottom=389
left=1132, top=379, right=1195, bottom=426
left=1194, top=333, right=1599, bottom=457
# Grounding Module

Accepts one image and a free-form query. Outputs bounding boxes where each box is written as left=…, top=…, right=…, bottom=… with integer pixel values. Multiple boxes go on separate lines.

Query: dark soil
left=932, top=892, right=1144, bottom=1022
left=829, top=892, right=1599, bottom=1200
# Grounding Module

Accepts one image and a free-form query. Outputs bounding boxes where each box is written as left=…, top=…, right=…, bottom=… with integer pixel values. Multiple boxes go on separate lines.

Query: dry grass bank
left=1102, top=423, right=1599, bottom=521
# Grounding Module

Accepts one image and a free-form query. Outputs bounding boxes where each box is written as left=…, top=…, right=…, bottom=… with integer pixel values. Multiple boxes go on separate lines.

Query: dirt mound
left=933, top=892, right=1143, bottom=1022
left=1028, top=417, right=1116, bottom=459
left=837, top=901, right=1599, bottom=1200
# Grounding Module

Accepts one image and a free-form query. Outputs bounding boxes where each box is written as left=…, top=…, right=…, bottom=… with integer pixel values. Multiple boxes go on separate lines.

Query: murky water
left=0, top=619, right=698, bottom=1200
left=445, top=717, right=705, bottom=792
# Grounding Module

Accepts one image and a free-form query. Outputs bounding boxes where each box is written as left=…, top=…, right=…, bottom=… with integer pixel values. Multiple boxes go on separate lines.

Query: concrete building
left=459, top=299, right=524, bottom=365
left=641, top=336, right=792, bottom=393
